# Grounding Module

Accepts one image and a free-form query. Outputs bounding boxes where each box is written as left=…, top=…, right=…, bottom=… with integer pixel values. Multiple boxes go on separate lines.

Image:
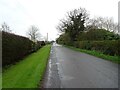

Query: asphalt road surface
left=43, top=43, right=118, bottom=88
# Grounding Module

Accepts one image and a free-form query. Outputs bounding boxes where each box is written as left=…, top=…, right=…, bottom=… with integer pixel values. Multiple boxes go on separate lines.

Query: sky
left=0, top=0, right=119, bottom=41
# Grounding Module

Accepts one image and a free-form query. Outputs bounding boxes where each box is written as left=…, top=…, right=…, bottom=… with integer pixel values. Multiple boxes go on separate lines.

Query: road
left=42, top=43, right=118, bottom=88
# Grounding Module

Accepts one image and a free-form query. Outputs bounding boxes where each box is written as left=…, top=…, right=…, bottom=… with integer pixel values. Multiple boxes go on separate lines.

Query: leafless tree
left=27, top=25, right=40, bottom=42
left=112, top=23, right=120, bottom=34
left=103, top=17, right=113, bottom=31
left=56, top=18, right=71, bottom=33
left=96, top=17, right=104, bottom=29
left=1, top=22, right=12, bottom=32
left=67, top=8, right=89, bottom=21
left=87, top=17, right=118, bottom=33
left=89, top=18, right=99, bottom=29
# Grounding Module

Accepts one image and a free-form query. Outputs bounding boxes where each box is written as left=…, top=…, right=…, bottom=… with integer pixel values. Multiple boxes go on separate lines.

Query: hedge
left=2, top=31, right=45, bottom=67
left=73, top=40, right=120, bottom=56
left=33, top=41, right=45, bottom=51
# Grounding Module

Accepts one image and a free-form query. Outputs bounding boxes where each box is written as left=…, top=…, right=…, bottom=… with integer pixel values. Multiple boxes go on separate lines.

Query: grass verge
left=64, top=45, right=120, bottom=64
left=0, top=73, right=2, bottom=89
left=2, top=45, right=51, bottom=88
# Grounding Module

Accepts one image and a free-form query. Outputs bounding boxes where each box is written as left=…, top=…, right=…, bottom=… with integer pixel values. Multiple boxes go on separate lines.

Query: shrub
left=75, top=40, right=119, bottom=56
left=93, top=40, right=119, bottom=56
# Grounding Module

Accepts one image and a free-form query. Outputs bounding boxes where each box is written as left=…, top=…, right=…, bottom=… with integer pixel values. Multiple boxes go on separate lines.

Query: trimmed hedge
left=74, top=40, right=120, bottom=56
left=33, top=41, right=45, bottom=51
left=2, top=31, right=45, bottom=67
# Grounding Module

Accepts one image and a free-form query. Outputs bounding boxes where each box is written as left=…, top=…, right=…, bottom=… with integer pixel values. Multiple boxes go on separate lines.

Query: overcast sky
left=0, top=0, right=119, bottom=41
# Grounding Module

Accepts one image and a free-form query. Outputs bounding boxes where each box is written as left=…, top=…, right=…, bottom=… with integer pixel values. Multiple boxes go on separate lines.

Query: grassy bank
left=0, top=73, right=2, bottom=89
left=65, top=45, right=120, bottom=64
left=2, top=45, right=51, bottom=88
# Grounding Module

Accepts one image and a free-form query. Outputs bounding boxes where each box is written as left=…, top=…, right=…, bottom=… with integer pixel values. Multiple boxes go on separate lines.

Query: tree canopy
left=56, top=7, right=120, bottom=45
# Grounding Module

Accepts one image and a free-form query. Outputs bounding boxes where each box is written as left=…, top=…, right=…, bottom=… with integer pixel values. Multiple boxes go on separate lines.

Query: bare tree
left=88, top=18, right=99, bottom=29
left=87, top=17, right=118, bottom=33
left=103, top=17, right=113, bottom=31
left=56, top=20, right=66, bottom=33
left=112, top=23, right=120, bottom=34
left=96, top=17, right=104, bottom=29
left=1, top=22, right=12, bottom=32
left=56, top=18, right=71, bottom=34
left=27, top=25, right=40, bottom=42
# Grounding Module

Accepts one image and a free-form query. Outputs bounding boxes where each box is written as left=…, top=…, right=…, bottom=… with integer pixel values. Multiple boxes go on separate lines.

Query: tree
left=27, top=25, right=40, bottom=42
left=87, top=17, right=117, bottom=32
left=1, top=22, right=12, bottom=32
left=57, top=7, right=89, bottom=44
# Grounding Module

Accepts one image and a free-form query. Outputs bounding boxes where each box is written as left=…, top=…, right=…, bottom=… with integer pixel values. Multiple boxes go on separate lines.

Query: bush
left=2, top=31, right=44, bottom=67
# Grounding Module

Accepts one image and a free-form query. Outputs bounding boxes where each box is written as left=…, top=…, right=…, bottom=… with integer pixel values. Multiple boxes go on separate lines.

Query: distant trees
left=87, top=17, right=119, bottom=33
left=1, top=22, right=12, bottom=32
left=27, top=25, right=40, bottom=42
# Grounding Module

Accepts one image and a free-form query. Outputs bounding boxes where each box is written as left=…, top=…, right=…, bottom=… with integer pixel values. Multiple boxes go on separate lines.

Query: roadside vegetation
left=56, top=7, right=120, bottom=63
left=2, top=25, right=46, bottom=67
left=3, top=45, right=51, bottom=88
left=1, top=19, right=51, bottom=89
left=0, top=74, right=1, bottom=89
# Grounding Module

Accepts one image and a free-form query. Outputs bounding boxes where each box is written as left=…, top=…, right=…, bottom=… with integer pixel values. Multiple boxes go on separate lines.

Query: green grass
left=2, top=45, right=51, bottom=88
left=0, top=73, right=2, bottom=89
left=65, top=45, right=120, bottom=64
